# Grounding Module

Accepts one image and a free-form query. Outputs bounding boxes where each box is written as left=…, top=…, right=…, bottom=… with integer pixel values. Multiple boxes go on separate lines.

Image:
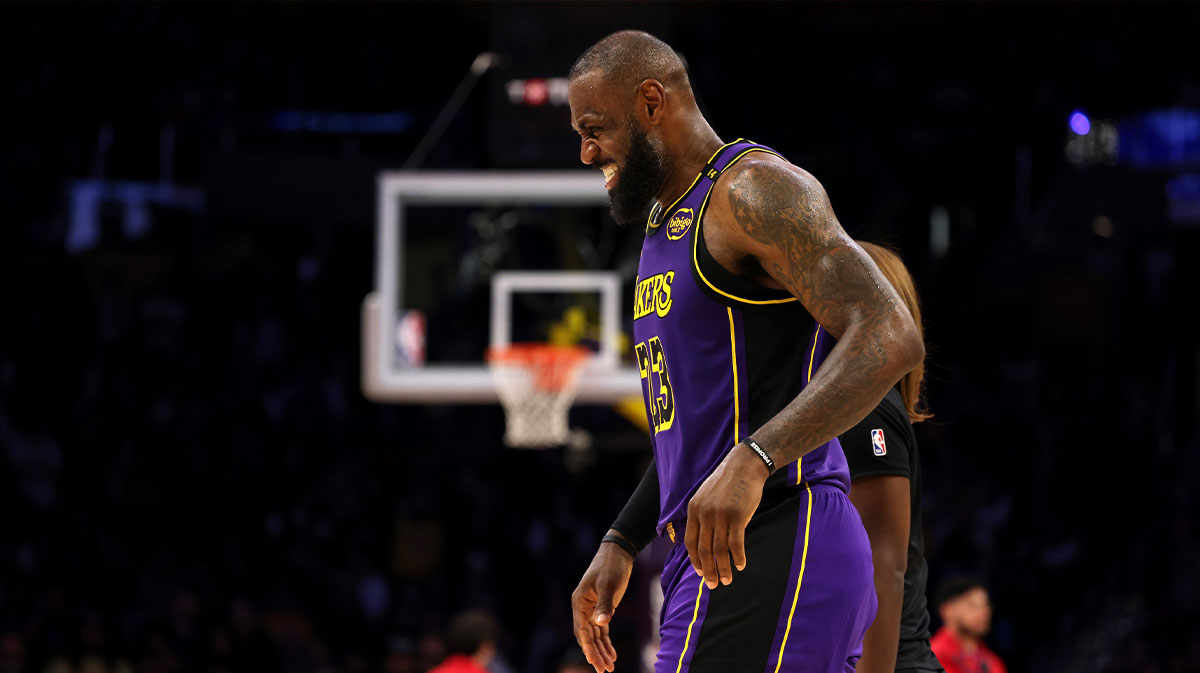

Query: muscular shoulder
left=706, top=153, right=841, bottom=251
left=720, top=151, right=817, bottom=196
left=702, top=150, right=858, bottom=307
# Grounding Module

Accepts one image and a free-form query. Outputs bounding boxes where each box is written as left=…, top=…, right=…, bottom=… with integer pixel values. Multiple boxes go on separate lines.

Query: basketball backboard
left=362, top=171, right=642, bottom=404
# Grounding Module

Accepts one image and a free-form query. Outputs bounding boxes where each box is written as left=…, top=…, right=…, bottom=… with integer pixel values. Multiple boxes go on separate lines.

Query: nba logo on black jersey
left=871, top=429, right=887, bottom=456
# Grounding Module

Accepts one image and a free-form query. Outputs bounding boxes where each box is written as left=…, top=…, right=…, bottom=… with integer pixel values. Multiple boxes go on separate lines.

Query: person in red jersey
left=426, top=610, right=500, bottom=673
left=930, top=578, right=1007, bottom=673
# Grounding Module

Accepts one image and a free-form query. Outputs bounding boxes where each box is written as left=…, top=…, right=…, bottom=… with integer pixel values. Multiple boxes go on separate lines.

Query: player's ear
left=637, top=79, right=666, bottom=126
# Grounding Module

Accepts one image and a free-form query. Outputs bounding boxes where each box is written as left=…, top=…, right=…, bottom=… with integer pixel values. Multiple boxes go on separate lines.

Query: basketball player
left=567, top=31, right=925, bottom=673
left=841, top=242, right=944, bottom=673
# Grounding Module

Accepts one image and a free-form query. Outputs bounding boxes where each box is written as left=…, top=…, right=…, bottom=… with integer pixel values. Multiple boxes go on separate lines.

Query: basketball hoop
left=486, top=344, right=591, bottom=448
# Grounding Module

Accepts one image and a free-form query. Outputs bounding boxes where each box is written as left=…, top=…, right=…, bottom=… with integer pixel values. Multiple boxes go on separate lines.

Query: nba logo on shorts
left=871, top=429, right=887, bottom=456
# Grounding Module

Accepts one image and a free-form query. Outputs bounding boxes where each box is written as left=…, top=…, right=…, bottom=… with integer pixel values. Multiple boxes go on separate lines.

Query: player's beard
left=606, top=121, right=667, bottom=227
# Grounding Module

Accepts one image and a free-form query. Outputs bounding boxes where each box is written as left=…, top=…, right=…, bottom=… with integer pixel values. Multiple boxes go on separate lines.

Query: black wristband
left=743, top=437, right=775, bottom=474
left=601, top=534, right=639, bottom=559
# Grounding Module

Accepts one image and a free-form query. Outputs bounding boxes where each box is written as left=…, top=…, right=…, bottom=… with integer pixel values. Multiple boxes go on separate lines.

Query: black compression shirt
left=840, top=387, right=943, bottom=672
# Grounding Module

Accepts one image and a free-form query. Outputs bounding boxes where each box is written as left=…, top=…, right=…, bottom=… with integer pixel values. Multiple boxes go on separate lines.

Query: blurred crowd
left=0, top=225, right=648, bottom=673
left=2, top=185, right=1197, bottom=673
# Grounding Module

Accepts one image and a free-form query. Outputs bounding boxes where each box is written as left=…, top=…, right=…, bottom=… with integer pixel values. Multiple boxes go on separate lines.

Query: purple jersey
left=632, top=139, right=851, bottom=538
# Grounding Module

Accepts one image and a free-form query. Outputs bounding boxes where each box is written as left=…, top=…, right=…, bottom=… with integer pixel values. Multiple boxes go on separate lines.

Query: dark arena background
left=3, top=3, right=1199, bottom=673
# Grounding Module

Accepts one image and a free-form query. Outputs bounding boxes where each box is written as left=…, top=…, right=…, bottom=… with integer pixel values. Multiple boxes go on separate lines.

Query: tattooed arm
left=683, top=155, right=924, bottom=588
left=716, top=156, right=924, bottom=462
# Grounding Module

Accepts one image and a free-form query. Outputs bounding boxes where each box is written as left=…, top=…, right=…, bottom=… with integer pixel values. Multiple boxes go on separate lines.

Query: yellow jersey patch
left=634, top=271, right=674, bottom=320
left=666, top=208, right=694, bottom=241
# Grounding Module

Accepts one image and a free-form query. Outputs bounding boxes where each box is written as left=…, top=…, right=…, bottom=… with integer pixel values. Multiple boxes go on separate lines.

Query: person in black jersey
left=840, top=241, right=943, bottom=673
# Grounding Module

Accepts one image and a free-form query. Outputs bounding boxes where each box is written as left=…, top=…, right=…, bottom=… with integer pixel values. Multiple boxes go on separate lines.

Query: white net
left=487, top=345, right=589, bottom=448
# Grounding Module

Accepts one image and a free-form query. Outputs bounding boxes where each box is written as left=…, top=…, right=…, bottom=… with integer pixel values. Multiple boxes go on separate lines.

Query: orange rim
left=486, top=344, right=590, bottom=391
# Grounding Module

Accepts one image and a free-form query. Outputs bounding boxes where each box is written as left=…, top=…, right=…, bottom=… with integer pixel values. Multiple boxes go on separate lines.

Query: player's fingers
left=590, top=624, right=615, bottom=672
left=578, top=623, right=600, bottom=667
left=598, top=622, right=618, bottom=662
left=573, top=601, right=602, bottom=669
left=712, top=516, right=733, bottom=586
left=696, top=517, right=718, bottom=589
left=730, top=518, right=748, bottom=572
left=575, top=622, right=603, bottom=672
left=684, top=505, right=702, bottom=577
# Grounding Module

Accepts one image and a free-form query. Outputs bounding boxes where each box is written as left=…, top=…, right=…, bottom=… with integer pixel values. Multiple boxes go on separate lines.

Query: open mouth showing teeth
left=601, top=164, right=618, bottom=189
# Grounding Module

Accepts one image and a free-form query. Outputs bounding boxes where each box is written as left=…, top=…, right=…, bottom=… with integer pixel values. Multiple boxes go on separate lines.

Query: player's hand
left=571, top=532, right=634, bottom=673
left=685, top=443, right=769, bottom=589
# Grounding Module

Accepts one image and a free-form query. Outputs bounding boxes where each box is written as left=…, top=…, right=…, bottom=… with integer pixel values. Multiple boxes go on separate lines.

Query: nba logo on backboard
left=871, top=429, right=887, bottom=456
left=394, top=310, right=426, bottom=367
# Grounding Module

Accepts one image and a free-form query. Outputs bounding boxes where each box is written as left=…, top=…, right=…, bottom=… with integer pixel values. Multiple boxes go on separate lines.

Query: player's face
left=947, top=587, right=993, bottom=639
left=569, top=72, right=667, bottom=226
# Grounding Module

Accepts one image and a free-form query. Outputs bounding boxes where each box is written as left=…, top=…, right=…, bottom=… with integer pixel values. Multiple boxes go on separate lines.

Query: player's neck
left=654, top=120, right=723, bottom=210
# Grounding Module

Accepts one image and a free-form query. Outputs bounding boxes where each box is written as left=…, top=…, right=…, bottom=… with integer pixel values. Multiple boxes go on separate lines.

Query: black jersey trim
left=691, top=148, right=799, bottom=306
